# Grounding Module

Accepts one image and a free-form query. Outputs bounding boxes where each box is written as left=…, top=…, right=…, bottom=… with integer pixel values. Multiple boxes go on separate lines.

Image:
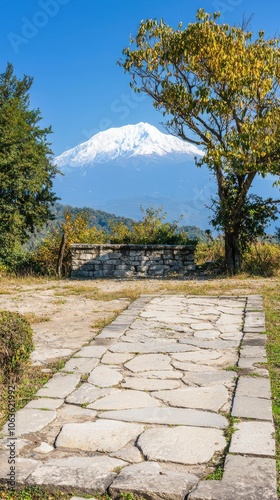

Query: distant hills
left=27, top=202, right=207, bottom=250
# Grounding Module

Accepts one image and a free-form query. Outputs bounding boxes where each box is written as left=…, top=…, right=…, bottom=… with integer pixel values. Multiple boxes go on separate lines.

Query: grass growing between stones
left=0, top=358, right=68, bottom=430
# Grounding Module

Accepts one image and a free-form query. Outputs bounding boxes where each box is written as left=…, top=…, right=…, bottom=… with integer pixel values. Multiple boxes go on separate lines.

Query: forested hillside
left=27, top=203, right=206, bottom=250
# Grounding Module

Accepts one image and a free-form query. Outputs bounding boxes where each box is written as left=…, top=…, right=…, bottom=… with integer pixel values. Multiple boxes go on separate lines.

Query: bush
left=33, top=210, right=107, bottom=276
left=242, top=242, right=280, bottom=276
left=195, top=235, right=225, bottom=272
left=0, top=311, right=34, bottom=381
left=110, top=206, right=196, bottom=245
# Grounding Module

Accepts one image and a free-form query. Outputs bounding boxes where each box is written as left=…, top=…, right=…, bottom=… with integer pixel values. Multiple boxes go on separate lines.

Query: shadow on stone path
left=0, top=294, right=277, bottom=499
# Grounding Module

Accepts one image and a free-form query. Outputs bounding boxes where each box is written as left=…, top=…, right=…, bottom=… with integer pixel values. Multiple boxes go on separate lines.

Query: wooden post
left=56, top=233, right=67, bottom=278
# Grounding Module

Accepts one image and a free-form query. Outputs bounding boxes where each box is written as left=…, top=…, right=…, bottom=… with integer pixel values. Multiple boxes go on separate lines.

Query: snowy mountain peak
left=55, top=122, right=203, bottom=168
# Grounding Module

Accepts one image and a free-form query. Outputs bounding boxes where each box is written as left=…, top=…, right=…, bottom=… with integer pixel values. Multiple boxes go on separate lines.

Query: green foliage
left=242, top=242, right=280, bottom=276
left=33, top=209, right=107, bottom=276
left=0, top=63, right=59, bottom=263
left=110, top=206, right=196, bottom=245
left=211, top=179, right=279, bottom=251
left=25, top=202, right=206, bottom=250
left=0, top=311, right=34, bottom=381
left=119, top=10, right=280, bottom=273
left=195, top=235, right=280, bottom=276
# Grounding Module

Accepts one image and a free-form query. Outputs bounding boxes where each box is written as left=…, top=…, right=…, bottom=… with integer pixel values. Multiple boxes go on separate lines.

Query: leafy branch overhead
left=119, top=9, right=280, bottom=273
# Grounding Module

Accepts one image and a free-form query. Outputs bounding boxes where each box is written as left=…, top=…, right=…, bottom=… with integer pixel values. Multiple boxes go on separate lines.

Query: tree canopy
left=119, top=9, right=280, bottom=273
left=0, top=63, right=59, bottom=260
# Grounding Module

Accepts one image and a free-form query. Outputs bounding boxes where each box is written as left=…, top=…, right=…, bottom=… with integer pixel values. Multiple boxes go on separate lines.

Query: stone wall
left=70, top=244, right=196, bottom=278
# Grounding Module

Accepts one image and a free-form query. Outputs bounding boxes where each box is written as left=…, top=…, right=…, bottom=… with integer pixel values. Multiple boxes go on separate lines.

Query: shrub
left=0, top=311, right=34, bottom=381
left=110, top=206, right=196, bottom=245
left=242, top=242, right=280, bottom=276
left=195, top=235, right=225, bottom=271
left=33, top=210, right=107, bottom=276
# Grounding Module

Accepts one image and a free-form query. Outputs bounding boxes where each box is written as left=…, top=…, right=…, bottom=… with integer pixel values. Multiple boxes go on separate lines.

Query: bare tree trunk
left=225, top=230, right=241, bottom=275
left=56, top=233, right=67, bottom=278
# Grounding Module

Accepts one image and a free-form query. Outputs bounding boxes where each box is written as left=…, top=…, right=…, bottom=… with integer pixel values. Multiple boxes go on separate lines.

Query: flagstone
left=74, top=345, right=108, bottom=358
left=56, top=420, right=144, bottom=453
left=109, top=461, right=199, bottom=500
left=36, top=372, right=81, bottom=399
left=229, top=421, right=275, bottom=456
left=100, top=407, right=228, bottom=428
left=87, top=389, right=161, bottom=410
left=152, top=385, right=229, bottom=411
left=27, top=456, right=127, bottom=494
left=121, top=377, right=181, bottom=391
left=124, top=353, right=172, bottom=372
left=62, top=357, right=99, bottom=373
left=88, top=366, right=123, bottom=387
left=3, top=408, right=56, bottom=436
left=66, top=384, right=114, bottom=405
left=137, top=427, right=226, bottom=465
left=101, top=351, right=135, bottom=365
left=182, top=370, right=236, bottom=387
left=130, top=370, right=183, bottom=379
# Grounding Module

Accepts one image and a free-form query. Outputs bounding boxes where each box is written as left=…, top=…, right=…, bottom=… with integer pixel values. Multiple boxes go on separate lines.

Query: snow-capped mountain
left=55, top=122, right=203, bottom=169
left=53, top=122, right=278, bottom=229
left=53, top=122, right=214, bottom=228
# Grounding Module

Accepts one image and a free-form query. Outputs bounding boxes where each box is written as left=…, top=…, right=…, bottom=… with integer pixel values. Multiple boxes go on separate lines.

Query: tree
left=110, top=205, right=192, bottom=244
left=0, top=63, right=59, bottom=261
left=119, top=10, right=280, bottom=274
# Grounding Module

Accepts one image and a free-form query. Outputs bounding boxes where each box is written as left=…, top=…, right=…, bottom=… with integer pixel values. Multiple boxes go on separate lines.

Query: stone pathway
left=0, top=295, right=277, bottom=499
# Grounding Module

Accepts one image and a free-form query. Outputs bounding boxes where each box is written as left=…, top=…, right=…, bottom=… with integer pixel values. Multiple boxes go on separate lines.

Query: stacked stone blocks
left=70, top=244, right=195, bottom=278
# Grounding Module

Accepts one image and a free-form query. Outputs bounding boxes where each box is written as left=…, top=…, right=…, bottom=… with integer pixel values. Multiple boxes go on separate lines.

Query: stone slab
left=0, top=455, right=39, bottom=483
left=109, top=342, right=203, bottom=354
left=36, top=373, right=81, bottom=399
left=110, top=445, right=143, bottom=464
left=109, top=462, right=199, bottom=500
left=56, top=420, right=144, bottom=453
left=121, top=377, right=181, bottom=391
left=171, top=349, right=237, bottom=368
left=88, top=366, right=123, bottom=387
left=237, top=357, right=269, bottom=376
left=232, top=395, right=273, bottom=420
left=130, top=370, right=183, bottom=380
left=171, top=361, right=219, bottom=372
left=87, top=389, right=161, bottom=410
left=27, top=456, right=127, bottom=494
left=101, top=351, right=135, bottom=365
left=230, top=421, right=275, bottom=456
left=152, top=385, right=229, bottom=411
left=182, top=371, right=236, bottom=387
left=56, top=404, right=97, bottom=422
left=74, top=345, right=108, bottom=358
left=188, top=455, right=277, bottom=500
left=236, top=376, right=271, bottom=399
left=62, top=357, right=99, bottom=373
left=3, top=408, right=56, bottom=436
left=240, top=346, right=266, bottom=358
left=188, top=480, right=277, bottom=500
left=25, top=398, right=63, bottom=410
left=100, top=407, right=228, bottom=429
left=66, top=384, right=114, bottom=405
left=34, top=442, right=54, bottom=454
left=138, top=426, right=226, bottom=465
left=125, top=353, right=172, bottom=372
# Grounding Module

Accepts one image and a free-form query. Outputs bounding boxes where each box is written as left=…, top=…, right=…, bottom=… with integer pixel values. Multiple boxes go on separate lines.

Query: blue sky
left=1, top=0, right=280, bottom=156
